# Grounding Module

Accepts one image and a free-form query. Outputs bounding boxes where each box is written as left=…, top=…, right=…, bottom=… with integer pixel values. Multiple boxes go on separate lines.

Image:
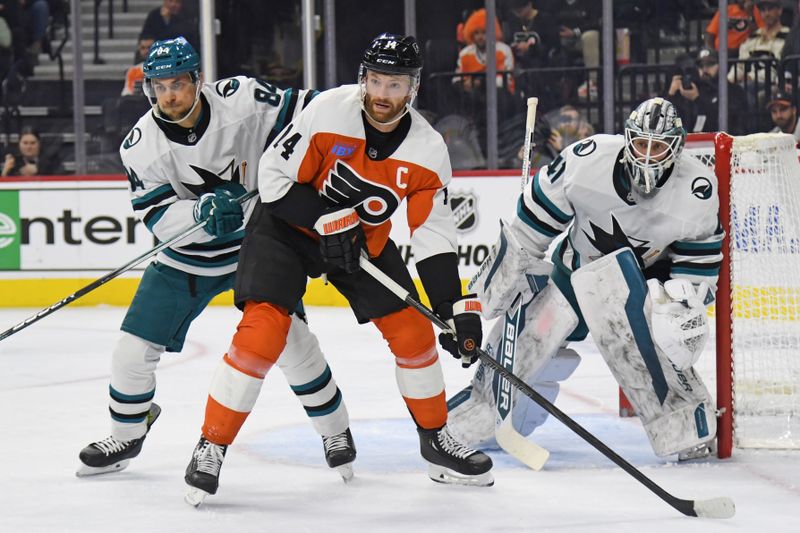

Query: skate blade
left=336, top=463, right=354, bottom=483
left=185, top=487, right=210, bottom=508
left=75, top=459, right=131, bottom=477
left=427, top=464, right=494, bottom=487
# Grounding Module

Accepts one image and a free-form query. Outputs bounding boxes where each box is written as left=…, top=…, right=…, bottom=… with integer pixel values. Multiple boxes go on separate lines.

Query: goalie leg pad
left=571, top=248, right=716, bottom=457
left=468, top=220, right=552, bottom=319
left=447, top=285, right=579, bottom=446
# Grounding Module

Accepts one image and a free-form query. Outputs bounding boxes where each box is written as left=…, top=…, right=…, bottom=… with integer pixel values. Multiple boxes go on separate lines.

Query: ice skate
left=322, top=427, right=356, bottom=483
left=418, top=425, right=493, bottom=487
left=76, top=403, right=161, bottom=477
left=184, top=436, right=228, bottom=507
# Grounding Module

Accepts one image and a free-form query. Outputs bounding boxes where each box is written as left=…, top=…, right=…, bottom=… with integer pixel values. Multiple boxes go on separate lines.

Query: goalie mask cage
left=620, top=132, right=800, bottom=458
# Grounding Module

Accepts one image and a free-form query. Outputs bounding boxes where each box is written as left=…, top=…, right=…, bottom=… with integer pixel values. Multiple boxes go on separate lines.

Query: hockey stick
left=491, top=95, right=551, bottom=469
left=0, top=189, right=259, bottom=342
left=358, top=255, right=735, bottom=519
left=520, top=97, right=538, bottom=193
left=493, top=292, right=549, bottom=470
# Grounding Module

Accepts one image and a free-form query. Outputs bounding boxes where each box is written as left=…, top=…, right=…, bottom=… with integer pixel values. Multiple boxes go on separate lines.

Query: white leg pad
left=448, top=285, right=578, bottom=446
left=571, top=248, right=716, bottom=457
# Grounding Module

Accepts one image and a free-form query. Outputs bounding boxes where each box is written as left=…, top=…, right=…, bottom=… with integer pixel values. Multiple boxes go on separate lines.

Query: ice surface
left=0, top=306, right=797, bottom=532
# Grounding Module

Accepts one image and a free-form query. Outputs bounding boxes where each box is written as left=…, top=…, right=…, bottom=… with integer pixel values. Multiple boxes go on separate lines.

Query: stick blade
left=693, top=497, right=736, bottom=519
left=495, top=418, right=549, bottom=470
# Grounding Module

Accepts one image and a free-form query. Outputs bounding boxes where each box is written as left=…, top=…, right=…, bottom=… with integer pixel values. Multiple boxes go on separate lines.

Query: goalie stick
left=358, top=255, right=735, bottom=519
left=493, top=292, right=549, bottom=470
left=0, top=189, right=259, bottom=342
left=491, top=95, right=550, bottom=470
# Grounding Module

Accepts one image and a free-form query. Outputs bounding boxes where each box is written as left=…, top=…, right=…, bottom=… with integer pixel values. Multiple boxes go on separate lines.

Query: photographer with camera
left=667, top=48, right=747, bottom=135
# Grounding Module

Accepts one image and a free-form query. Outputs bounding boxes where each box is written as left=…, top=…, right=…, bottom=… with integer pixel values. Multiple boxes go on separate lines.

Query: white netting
left=688, top=133, right=800, bottom=450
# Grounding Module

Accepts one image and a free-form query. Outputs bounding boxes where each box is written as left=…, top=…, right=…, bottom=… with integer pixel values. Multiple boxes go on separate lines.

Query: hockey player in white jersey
left=449, top=97, right=723, bottom=462
left=76, top=37, right=355, bottom=480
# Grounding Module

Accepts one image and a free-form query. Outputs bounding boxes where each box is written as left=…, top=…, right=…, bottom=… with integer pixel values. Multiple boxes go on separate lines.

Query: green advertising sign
left=0, top=190, right=20, bottom=269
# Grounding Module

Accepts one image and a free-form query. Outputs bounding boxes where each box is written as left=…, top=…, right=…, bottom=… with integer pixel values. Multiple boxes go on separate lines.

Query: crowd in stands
left=6, top=0, right=800, bottom=176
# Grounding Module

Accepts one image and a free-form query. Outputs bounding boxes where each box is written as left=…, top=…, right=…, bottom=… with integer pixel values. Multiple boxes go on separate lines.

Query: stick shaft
left=520, top=97, right=539, bottom=192
left=0, top=189, right=259, bottom=342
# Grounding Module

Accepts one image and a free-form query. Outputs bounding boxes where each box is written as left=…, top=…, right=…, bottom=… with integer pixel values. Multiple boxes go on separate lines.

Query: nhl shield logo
left=450, top=192, right=478, bottom=233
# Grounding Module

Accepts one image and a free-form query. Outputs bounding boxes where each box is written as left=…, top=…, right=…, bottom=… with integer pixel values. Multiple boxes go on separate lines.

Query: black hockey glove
left=193, top=189, right=244, bottom=237
left=313, top=207, right=365, bottom=274
left=436, top=294, right=483, bottom=368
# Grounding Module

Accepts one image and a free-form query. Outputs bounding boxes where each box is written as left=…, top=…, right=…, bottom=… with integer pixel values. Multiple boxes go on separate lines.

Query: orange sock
left=202, top=302, right=291, bottom=445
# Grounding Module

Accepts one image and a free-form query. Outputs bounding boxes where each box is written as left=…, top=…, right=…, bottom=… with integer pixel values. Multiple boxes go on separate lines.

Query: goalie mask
left=623, top=98, right=686, bottom=197
left=142, top=36, right=202, bottom=124
left=358, top=33, right=423, bottom=126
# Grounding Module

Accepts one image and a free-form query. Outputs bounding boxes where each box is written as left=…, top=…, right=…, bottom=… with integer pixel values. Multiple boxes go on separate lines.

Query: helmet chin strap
left=359, top=82, right=418, bottom=127
left=151, top=81, right=203, bottom=125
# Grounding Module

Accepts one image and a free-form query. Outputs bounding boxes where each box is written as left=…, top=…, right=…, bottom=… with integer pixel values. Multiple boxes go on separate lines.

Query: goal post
left=620, top=132, right=800, bottom=458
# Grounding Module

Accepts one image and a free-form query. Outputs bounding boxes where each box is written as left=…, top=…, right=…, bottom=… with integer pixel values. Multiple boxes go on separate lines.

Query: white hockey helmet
left=623, top=98, right=686, bottom=196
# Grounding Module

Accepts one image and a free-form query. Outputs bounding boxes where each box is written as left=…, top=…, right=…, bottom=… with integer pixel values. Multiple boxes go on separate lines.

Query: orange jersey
left=457, top=41, right=515, bottom=93
left=706, top=5, right=765, bottom=50
left=258, top=84, right=457, bottom=262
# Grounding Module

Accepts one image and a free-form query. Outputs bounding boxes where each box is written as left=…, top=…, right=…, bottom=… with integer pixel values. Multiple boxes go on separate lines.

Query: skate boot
left=678, top=440, right=716, bottom=462
left=322, top=427, right=356, bottom=483
left=184, top=436, right=228, bottom=507
left=76, top=403, right=162, bottom=477
left=418, top=425, right=494, bottom=487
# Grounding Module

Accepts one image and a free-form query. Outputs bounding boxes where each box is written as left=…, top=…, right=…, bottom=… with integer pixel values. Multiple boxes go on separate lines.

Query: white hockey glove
left=468, top=220, right=551, bottom=319
left=647, top=278, right=711, bottom=370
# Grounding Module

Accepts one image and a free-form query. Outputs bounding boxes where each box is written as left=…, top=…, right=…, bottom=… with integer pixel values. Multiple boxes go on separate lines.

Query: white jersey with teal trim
left=511, top=133, right=723, bottom=291
left=119, top=76, right=314, bottom=276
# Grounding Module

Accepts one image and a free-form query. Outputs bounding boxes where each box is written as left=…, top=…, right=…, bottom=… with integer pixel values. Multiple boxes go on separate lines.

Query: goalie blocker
left=571, top=248, right=716, bottom=457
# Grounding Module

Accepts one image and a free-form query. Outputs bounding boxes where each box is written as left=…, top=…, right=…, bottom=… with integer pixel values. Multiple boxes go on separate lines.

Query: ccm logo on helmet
left=321, top=160, right=400, bottom=225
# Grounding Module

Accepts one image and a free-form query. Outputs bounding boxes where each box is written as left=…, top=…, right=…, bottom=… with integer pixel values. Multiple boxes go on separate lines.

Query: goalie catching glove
left=436, top=295, right=483, bottom=368
left=647, top=278, right=711, bottom=370
left=314, top=207, right=365, bottom=274
left=193, top=188, right=245, bottom=237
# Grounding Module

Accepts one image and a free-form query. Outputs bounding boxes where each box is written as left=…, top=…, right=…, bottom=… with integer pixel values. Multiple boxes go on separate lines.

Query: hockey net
left=686, top=133, right=800, bottom=457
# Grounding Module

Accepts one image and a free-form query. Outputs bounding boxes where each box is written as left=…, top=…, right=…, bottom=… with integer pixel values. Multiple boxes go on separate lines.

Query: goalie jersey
left=119, top=76, right=315, bottom=276
left=257, top=84, right=457, bottom=263
left=514, top=133, right=724, bottom=291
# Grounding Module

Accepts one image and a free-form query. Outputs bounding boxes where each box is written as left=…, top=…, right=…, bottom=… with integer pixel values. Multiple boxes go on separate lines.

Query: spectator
left=668, top=48, right=748, bottom=135
left=552, top=0, right=601, bottom=69
left=121, top=35, right=155, bottom=96
left=705, top=0, right=765, bottom=57
left=780, top=0, right=800, bottom=58
left=1, top=127, right=64, bottom=177
left=139, top=0, right=197, bottom=50
left=455, top=8, right=515, bottom=94
left=21, top=0, right=49, bottom=63
left=501, top=0, right=559, bottom=70
left=767, top=90, right=800, bottom=139
left=730, top=1, right=790, bottom=84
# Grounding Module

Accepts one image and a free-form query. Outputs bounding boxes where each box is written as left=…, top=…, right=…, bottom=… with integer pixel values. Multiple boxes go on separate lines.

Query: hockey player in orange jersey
left=184, top=33, right=493, bottom=505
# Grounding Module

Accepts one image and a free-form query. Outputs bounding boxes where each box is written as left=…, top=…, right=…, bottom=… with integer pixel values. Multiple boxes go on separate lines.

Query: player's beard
left=364, top=94, right=406, bottom=124
left=159, top=100, right=193, bottom=122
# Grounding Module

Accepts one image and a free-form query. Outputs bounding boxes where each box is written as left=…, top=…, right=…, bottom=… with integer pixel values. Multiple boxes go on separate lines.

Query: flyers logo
left=321, top=160, right=400, bottom=225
